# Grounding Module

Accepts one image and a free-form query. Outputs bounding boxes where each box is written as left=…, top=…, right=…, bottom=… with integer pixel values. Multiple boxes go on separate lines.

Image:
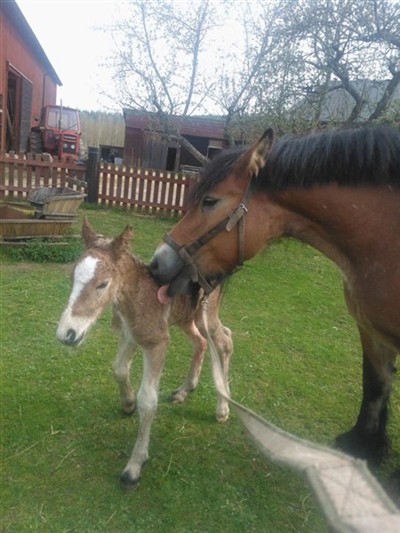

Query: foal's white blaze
left=70, top=256, right=99, bottom=305
left=56, top=256, right=100, bottom=344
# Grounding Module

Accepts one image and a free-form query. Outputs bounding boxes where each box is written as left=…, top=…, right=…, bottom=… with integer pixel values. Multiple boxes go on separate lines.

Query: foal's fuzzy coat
left=57, top=219, right=232, bottom=487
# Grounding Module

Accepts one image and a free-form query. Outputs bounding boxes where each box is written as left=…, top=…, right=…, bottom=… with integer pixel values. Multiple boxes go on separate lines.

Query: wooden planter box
left=1, top=187, right=85, bottom=241
left=28, top=187, right=86, bottom=219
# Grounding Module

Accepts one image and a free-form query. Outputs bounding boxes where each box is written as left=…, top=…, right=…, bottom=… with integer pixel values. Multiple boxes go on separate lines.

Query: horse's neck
left=277, top=185, right=399, bottom=270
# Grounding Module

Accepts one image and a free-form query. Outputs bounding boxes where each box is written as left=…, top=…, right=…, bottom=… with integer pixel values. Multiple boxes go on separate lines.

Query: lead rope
left=201, top=299, right=400, bottom=533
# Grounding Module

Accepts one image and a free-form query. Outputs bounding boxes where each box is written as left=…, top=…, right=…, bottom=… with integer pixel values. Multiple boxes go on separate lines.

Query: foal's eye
left=202, top=196, right=219, bottom=210
left=96, top=281, right=109, bottom=290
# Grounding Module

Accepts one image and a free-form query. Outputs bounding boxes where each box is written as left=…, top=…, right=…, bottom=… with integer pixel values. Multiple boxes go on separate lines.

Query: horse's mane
left=193, top=125, right=400, bottom=201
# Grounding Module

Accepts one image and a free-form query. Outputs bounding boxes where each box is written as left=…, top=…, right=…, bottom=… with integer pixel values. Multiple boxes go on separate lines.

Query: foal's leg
left=204, top=322, right=233, bottom=423
left=112, top=330, right=137, bottom=415
left=170, top=321, right=207, bottom=403
left=120, top=341, right=167, bottom=488
left=197, top=290, right=233, bottom=422
left=336, top=326, right=397, bottom=463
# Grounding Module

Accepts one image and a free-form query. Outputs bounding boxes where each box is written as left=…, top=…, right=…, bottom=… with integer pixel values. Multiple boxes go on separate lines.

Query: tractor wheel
left=28, top=130, right=44, bottom=154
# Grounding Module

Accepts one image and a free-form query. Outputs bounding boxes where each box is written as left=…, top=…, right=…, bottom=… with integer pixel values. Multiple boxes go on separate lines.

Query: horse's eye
left=96, top=281, right=109, bottom=290
left=202, top=196, right=219, bottom=210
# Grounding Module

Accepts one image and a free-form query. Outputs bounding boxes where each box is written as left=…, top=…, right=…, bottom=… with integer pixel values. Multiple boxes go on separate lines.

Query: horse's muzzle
left=150, top=240, right=226, bottom=296
left=149, top=242, right=185, bottom=286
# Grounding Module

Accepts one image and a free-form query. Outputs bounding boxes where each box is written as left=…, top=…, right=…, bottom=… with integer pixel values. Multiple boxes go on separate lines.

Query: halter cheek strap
left=225, top=203, right=247, bottom=267
left=163, top=233, right=218, bottom=294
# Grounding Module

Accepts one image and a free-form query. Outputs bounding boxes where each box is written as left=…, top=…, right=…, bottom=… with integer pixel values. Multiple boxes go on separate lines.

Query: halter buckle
left=225, top=203, right=248, bottom=232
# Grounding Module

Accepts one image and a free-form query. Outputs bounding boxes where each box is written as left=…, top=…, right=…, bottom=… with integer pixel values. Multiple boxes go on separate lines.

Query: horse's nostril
left=149, top=257, right=159, bottom=275
left=66, top=328, right=76, bottom=345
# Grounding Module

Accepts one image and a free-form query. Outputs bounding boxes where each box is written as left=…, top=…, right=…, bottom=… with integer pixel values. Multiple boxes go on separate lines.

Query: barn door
left=19, top=77, right=33, bottom=152
left=6, top=66, right=32, bottom=152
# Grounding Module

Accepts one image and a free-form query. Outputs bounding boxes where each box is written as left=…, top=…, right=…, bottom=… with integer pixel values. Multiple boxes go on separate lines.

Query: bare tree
left=109, top=0, right=223, bottom=163
left=106, top=0, right=399, bottom=162
left=214, top=1, right=295, bottom=142
left=286, top=0, right=400, bottom=124
left=355, top=0, right=400, bottom=120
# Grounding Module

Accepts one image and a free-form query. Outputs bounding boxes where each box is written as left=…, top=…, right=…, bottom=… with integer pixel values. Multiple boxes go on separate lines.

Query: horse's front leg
left=336, top=326, right=397, bottom=464
left=112, top=330, right=137, bottom=415
left=120, top=340, right=167, bottom=488
left=170, top=321, right=207, bottom=403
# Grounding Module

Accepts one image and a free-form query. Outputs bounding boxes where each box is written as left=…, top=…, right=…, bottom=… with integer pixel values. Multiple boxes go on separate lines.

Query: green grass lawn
left=1, top=205, right=399, bottom=532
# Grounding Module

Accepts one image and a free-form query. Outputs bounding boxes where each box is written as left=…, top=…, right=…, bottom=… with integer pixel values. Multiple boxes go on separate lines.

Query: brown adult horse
left=149, top=125, right=400, bottom=464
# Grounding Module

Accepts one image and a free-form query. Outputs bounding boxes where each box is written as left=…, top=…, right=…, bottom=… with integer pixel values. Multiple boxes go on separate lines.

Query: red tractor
left=29, top=105, right=81, bottom=160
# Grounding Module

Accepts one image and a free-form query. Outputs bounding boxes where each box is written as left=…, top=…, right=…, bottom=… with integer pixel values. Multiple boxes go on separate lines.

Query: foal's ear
left=236, top=128, right=274, bottom=179
left=111, top=225, right=133, bottom=256
left=82, top=217, right=97, bottom=247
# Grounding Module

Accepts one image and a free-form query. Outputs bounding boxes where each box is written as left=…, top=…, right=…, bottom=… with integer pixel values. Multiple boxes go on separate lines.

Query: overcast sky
left=17, top=0, right=124, bottom=112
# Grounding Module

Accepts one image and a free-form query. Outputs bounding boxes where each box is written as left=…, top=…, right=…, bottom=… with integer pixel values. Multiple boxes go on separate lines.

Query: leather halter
left=163, top=177, right=253, bottom=294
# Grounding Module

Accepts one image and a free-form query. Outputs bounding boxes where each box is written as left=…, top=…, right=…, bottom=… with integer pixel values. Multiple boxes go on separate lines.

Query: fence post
left=86, top=146, right=100, bottom=203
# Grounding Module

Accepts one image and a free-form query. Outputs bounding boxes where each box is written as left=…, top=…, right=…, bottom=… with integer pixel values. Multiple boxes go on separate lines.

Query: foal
left=56, top=218, right=232, bottom=487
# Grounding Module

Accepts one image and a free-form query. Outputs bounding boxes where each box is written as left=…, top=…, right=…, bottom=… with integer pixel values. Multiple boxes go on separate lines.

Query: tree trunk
left=161, top=133, right=209, bottom=166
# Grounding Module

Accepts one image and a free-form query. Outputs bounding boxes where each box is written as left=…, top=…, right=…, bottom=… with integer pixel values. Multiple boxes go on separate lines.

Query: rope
left=201, top=301, right=400, bottom=532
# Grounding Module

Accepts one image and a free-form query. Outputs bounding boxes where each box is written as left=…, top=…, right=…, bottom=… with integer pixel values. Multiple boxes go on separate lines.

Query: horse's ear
left=111, top=225, right=133, bottom=256
left=235, top=128, right=274, bottom=179
left=248, top=128, right=274, bottom=177
left=82, top=217, right=97, bottom=247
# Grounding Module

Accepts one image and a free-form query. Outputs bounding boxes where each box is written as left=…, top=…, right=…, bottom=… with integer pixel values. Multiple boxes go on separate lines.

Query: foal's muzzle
left=66, top=328, right=84, bottom=346
left=57, top=327, right=85, bottom=347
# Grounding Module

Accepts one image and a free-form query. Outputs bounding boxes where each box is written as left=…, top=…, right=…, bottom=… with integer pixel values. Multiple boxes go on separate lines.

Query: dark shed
left=123, top=109, right=229, bottom=170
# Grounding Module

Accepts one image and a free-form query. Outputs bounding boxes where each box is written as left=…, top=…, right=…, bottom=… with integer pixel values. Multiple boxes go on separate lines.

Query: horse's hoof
left=120, top=470, right=140, bottom=490
left=335, top=428, right=388, bottom=465
left=381, top=469, right=400, bottom=508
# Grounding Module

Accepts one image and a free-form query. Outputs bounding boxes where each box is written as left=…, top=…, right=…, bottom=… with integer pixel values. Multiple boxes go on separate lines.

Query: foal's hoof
left=335, top=428, right=388, bottom=465
left=216, top=411, right=229, bottom=423
left=120, top=470, right=140, bottom=490
left=170, top=389, right=188, bottom=404
left=122, top=400, right=136, bottom=415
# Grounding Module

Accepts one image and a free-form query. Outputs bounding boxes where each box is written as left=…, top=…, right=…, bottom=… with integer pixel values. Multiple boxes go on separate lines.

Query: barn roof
left=2, top=0, right=62, bottom=86
left=123, top=109, right=227, bottom=139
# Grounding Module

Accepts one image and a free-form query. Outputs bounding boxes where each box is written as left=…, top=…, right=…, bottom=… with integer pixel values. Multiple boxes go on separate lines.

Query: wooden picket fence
left=0, top=151, right=197, bottom=216
left=0, top=151, right=87, bottom=197
left=97, top=162, right=196, bottom=216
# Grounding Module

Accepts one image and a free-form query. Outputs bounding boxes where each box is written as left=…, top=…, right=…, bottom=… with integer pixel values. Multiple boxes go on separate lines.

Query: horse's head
left=56, top=218, right=132, bottom=346
left=149, top=129, right=275, bottom=296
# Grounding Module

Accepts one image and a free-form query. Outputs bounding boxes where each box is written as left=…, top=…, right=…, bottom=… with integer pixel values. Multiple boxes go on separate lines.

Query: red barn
left=0, top=0, right=61, bottom=152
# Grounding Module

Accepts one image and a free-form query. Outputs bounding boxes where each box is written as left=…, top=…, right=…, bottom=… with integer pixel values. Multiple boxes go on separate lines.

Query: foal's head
left=56, top=218, right=132, bottom=346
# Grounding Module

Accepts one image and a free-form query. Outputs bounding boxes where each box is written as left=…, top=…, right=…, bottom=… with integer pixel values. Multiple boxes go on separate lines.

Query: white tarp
left=203, top=307, right=400, bottom=532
